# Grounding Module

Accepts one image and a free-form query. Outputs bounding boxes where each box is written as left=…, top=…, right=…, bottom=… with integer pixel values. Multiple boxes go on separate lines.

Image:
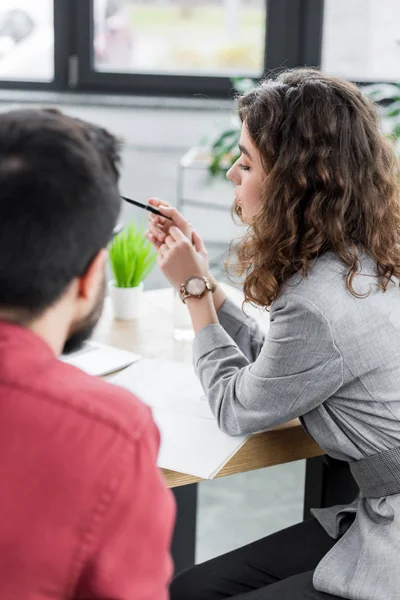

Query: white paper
left=111, top=359, right=248, bottom=478
left=61, top=341, right=141, bottom=377
left=153, top=408, right=248, bottom=479
left=111, top=359, right=214, bottom=420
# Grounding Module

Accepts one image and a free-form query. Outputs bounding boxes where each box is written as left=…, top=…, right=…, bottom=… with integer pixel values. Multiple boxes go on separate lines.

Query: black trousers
left=170, top=519, right=343, bottom=600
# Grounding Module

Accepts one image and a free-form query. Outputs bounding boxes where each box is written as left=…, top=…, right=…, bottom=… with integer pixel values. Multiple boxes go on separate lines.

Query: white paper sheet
left=111, top=359, right=214, bottom=420
left=111, top=359, right=248, bottom=478
left=61, top=341, right=141, bottom=377
left=153, top=408, right=248, bottom=479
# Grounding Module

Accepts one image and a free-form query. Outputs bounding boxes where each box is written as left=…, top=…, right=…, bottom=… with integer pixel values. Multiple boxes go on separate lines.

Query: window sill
left=0, top=89, right=234, bottom=112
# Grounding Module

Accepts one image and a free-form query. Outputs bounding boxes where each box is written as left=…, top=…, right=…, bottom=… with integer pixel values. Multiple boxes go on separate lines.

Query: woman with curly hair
left=146, top=68, right=400, bottom=600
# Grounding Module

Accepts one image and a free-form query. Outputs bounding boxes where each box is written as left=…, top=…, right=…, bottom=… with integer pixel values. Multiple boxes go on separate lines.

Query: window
left=93, top=0, right=267, bottom=78
left=0, top=0, right=54, bottom=82
left=322, top=0, right=400, bottom=81
left=0, top=0, right=326, bottom=97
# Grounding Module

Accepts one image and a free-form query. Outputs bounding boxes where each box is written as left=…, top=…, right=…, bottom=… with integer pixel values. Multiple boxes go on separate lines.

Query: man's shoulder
left=37, top=359, right=154, bottom=443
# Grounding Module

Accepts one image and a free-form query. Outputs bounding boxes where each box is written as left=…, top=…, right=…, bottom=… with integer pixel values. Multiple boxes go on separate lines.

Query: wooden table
left=91, top=287, right=344, bottom=572
left=94, top=288, right=324, bottom=484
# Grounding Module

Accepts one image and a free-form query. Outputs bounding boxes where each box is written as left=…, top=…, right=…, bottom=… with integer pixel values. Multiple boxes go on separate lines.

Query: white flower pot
left=109, top=281, right=143, bottom=321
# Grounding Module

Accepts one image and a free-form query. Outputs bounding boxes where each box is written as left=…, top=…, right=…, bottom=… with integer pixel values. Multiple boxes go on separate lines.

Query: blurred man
left=0, top=108, right=175, bottom=599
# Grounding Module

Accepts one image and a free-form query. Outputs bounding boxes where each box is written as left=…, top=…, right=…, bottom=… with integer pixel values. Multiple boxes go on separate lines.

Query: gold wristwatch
left=179, top=276, right=216, bottom=303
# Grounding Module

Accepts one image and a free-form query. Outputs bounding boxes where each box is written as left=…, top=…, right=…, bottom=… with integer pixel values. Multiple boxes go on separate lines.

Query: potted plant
left=108, top=221, right=157, bottom=320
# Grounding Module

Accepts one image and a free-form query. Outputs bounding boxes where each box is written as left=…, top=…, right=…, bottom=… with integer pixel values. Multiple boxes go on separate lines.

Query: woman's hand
left=158, top=226, right=209, bottom=291
left=146, top=198, right=193, bottom=249
left=146, top=197, right=227, bottom=311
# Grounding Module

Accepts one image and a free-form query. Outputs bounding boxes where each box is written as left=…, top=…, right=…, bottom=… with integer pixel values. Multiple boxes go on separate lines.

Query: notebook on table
left=61, top=341, right=141, bottom=377
left=111, top=358, right=249, bottom=479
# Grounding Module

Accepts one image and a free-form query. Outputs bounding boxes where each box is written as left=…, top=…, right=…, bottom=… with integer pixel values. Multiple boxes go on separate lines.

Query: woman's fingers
left=192, top=230, right=205, bottom=253
left=147, top=199, right=173, bottom=243
left=149, top=214, right=168, bottom=230
left=168, top=226, right=187, bottom=243
left=145, top=228, right=165, bottom=249
left=148, top=197, right=170, bottom=206
left=157, top=205, right=184, bottom=224
left=148, top=221, right=164, bottom=234
left=148, top=197, right=171, bottom=213
left=145, top=230, right=159, bottom=247
left=148, top=198, right=195, bottom=243
left=157, top=206, right=193, bottom=240
left=148, top=217, right=167, bottom=240
left=164, top=235, right=175, bottom=249
left=158, top=242, right=168, bottom=259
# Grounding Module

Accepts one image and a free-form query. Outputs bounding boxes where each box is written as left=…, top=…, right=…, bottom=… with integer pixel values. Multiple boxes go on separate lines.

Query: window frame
left=0, top=0, right=324, bottom=97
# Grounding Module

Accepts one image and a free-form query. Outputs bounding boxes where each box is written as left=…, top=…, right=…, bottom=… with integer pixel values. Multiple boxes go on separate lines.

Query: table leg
left=303, top=455, right=359, bottom=520
left=171, top=483, right=198, bottom=574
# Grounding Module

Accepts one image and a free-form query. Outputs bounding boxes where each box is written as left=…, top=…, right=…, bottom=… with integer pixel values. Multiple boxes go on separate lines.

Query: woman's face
left=226, top=121, right=265, bottom=225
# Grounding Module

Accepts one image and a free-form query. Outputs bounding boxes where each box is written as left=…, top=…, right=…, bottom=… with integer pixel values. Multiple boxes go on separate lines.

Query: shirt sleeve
left=193, top=292, right=344, bottom=436
left=217, top=297, right=266, bottom=362
left=75, top=415, right=175, bottom=600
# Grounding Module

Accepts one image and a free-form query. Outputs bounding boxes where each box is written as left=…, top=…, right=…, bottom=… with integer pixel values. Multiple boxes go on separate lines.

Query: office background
left=0, top=0, right=399, bottom=562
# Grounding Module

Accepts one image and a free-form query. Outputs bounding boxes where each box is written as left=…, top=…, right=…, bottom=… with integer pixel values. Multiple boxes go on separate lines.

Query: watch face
left=186, top=276, right=206, bottom=295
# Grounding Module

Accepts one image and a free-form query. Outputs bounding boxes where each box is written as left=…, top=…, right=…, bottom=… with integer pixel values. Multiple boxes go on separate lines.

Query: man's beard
left=62, top=275, right=106, bottom=355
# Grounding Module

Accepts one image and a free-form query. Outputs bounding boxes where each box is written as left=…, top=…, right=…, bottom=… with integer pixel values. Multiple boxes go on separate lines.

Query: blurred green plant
left=109, top=222, right=156, bottom=288
left=207, top=78, right=400, bottom=179
left=362, top=83, right=400, bottom=153
left=208, top=77, right=256, bottom=178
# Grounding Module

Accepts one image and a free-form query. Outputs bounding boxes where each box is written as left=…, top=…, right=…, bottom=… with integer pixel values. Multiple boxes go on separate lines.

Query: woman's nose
left=227, top=163, right=239, bottom=185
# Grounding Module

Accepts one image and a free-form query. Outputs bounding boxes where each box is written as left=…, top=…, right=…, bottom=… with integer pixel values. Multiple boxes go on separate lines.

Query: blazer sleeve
left=216, top=297, right=266, bottom=362
left=194, top=292, right=344, bottom=436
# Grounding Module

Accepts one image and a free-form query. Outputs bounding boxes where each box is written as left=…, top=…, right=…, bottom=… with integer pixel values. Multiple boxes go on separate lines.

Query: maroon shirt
left=0, top=321, right=175, bottom=599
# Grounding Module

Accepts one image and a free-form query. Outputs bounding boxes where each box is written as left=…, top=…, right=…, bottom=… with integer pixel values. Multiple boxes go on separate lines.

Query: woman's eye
left=239, top=164, right=250, bottom=171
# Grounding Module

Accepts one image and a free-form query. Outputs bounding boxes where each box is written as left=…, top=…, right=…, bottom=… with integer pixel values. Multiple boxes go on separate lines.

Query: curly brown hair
left=229, top=68, right=400, bottom=308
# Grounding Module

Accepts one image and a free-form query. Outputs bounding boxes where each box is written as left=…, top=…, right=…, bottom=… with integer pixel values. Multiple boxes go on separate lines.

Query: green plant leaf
left=109, top=221, right=157, bottom=288
left=391, top=123, right=400, bottom=140
left=386, top=101, right=400, bottom=118
left=362, top=84, right=400, bottom=153
left=204, top=76, right=259, bottom=178
left=231, top=76, right=257, bottom=94
left=362, top=83, right=400, bottom=102
left=200, top=76, right=258, bottom=179
left=211, top=129, right=240, bottom=150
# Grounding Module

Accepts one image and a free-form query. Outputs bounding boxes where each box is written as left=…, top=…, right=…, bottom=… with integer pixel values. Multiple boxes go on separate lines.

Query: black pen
left=121, top=196, right=173, bottom=220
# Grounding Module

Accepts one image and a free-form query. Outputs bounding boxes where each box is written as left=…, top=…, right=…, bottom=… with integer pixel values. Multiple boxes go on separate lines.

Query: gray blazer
left=193, top=251, right=400, bottom=600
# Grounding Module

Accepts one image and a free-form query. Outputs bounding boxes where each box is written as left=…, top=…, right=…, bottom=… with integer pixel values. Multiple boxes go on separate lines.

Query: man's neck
left=0, top=304, right=71, bottom=357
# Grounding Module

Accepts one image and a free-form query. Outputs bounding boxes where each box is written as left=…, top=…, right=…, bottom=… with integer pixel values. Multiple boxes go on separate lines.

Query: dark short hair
left=0, top=108, right=122, bottom=318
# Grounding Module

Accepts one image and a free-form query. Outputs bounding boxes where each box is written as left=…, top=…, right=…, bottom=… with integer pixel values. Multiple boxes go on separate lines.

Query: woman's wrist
left=185, top=291, right=218, bottom=333
left=207, top=274, right=228, bottom=312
